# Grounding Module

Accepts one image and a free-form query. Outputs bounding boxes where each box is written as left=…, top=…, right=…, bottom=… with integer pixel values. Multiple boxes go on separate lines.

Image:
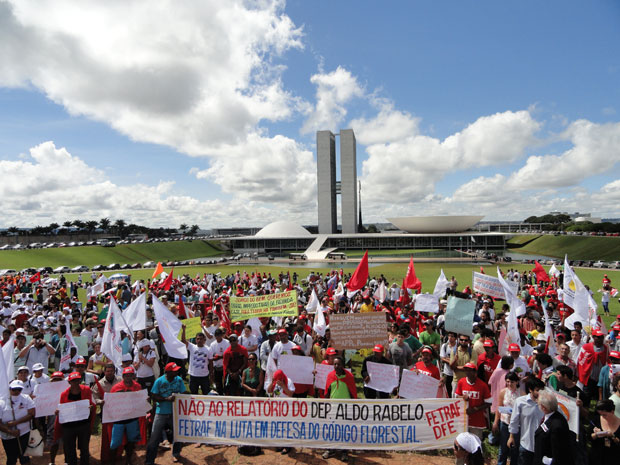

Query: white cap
left=17, top=366, right=30, bottom=373
left=122, top=353, right=133, bottom=362
left=9, top=380, right=24, bottom=390
left=32, top=363, right=44, bottom=371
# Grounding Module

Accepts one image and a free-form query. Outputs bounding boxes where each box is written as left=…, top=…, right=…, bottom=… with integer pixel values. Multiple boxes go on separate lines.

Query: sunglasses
left=459, top=339, right=469, bottom=342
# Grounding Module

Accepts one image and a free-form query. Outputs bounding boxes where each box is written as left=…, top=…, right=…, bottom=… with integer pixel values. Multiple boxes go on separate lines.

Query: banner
left=366, top=362, right=399, bottom=394
left=444, top=296, right=476, bottom=337
left=229, top=290, right=297, bottom=322
left=329, top=313, right=388, bottom=350
left=174, top=395, right=466, bottom=450
left=178, top=317, right=203, bottom=341
left=399, top=370, right=439, bottom=400
left=551, top=389, right=579, bottom=437
left=280, top=355, right=314, bottom=385
left=414, top=294, right=439, bottom=314
left=472, top=272, right=518, bottom=299
left=33, top=380, right=69, bottom=418
left=102, top=389, right=151, bottom=423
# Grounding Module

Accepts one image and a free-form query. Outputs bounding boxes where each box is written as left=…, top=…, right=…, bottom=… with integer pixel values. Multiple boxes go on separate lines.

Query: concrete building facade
left=316, top=128, right=358, bottom=234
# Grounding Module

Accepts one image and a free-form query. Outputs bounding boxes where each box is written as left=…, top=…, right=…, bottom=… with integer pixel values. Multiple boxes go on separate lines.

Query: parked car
left=131, top=263, right=142, bottom=269
left=92, top=264, right=105, bottom=271
left=106, top=263, right=120, bottom=270
left=120, top=264, right=131, bottom=270
left=143, top=261, right=156, bottom=268
left=583, top=260, right=594, bottom=267
left=0, top=269, right=16, bottom=276
left=37, top=266, right=53, bottom=274
left=71, top=265, right=89, bottom=272
left=20, top=267, right=37, bottom=274
left=53, top=266, right=71, bottom=273
left=593, top=260, right=605, bottom=268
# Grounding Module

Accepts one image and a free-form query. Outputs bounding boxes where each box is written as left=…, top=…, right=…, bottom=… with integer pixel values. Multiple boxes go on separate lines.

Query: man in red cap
left=477, top=340, right=501, bottom=384
left=576, top=328, right=609, bottom=406
left=412, top=346, right=441, bottom=381
left=222, top=334, right=248, bottom=396
left=145, top=362, right=186, bottom=464
left=361, top=344, right=391, bottom=398
left=508, top=343, right=531, bottom=383
left=454, top=362, right=492, bottom=444
left=109, top=366, right=144, bottom=464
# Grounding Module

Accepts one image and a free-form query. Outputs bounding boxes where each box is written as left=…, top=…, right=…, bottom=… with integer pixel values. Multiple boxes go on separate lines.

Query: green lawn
left=509, top=235, right=620, bottom=261
left=506, top=234, right=541, bottom=245
left=0, top=240, right=226, bottom=269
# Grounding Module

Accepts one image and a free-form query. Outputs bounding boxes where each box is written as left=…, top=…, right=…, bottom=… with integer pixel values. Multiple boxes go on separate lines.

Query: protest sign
left=174, top=394, right=466, bottom=450
left=399, top=370, right=440, bottom=400
left=33, top=380, right=69, bottom=417
left=280, top=355, right=314, bottom=385
left=472, top=272, right=518, bottom=300
left=329, top=313, right=387, bottom=350
left=550, top=389, right=579, bottom=437
left=414, top=294, right=439, bottom=314
left=229, top=291, right=297, bottom=322
left=313, top=363, right=334, bottom=389
left=366, top=362, right=399, bottom=393
left=444, top=297, right=476, bottom=337
left=102, top=390, right=151, bottom=423
left=73, top=336, right=89, bottom=356
left=178, top=317, right=203, bottom=340
left=58, top=399, right=91, bottom=424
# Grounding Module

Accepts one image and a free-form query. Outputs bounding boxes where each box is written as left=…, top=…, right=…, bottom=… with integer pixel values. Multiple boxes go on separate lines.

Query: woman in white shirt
left=133, top=338, right=157, bottom=392
left=0, top=380, right=35, bottom=465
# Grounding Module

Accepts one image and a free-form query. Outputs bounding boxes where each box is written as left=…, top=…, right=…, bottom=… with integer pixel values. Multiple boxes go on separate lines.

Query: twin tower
left=316, top=129, right=359, bottom=234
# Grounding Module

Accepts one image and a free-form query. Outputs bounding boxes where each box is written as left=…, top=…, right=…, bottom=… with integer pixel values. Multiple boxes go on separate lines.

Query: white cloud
left=0, top=142, right=314, bottom=228
left=301, top=66, right=364, bottom=134
left=350, top=103, right=420, bottom=145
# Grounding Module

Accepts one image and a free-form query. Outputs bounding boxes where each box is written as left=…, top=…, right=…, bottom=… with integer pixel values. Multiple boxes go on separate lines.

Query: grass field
left=506, top=234, right=541, bottom=245
left=0, top=240, right=226, bottom=269
left=68, top=261, right=620, bottom=328
left=509, top=235, right=620, bottom=261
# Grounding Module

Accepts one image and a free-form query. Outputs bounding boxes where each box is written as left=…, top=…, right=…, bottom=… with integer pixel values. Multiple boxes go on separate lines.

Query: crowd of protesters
left=0, top=263, right=619, bottom=465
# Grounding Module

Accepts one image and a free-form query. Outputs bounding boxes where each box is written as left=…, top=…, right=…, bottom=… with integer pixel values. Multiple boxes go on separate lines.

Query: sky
left=1, top=0, right=619, bottom=229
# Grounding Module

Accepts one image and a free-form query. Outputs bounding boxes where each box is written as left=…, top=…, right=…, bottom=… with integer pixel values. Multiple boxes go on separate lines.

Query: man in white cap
left=30, top=363, right=50, bottom=390
left=15, top=366, right=33, bottom=397
left=0, top=380, right=35, bottom=465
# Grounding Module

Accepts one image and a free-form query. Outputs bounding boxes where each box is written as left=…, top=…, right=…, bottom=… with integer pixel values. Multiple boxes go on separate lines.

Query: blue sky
left=0, top=0, right=619, bottom=228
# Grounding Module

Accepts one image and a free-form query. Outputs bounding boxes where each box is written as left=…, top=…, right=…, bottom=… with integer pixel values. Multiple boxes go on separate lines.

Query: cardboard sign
left=329, top=313, right=388, bottom=350
left=365, top=361, right=399, bottom=393
left=102, top=389, right=151, bottom=423
left=58, top=399, right=90, bottom=424
left=415, top=294, right=439, bottom=314
left=33, top=380, right=70, bottom=418
left=399, top=369, right=440, bottom=400
left=280, top=354, right=314, bottom=385
left=444, top=296, right=476, bottom=337
left=313, top=363, right=334, bottom=389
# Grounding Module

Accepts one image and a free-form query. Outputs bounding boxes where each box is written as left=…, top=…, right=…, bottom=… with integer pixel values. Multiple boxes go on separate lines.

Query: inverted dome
left=255, top=221, right=311, bottom=238
left=387, top=215, right=484, bottom=233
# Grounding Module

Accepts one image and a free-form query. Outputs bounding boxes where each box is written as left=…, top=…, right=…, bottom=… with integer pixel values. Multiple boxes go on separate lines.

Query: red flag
left=29, top=272, right=41, bottom=283
left=479, top=266, right=485, bottom=274
left=401, top=279, right=410, bottom=307
left=403, top=257, right=422, bottom=291
left=532, top=261, right=550, bottom=282
left=159, top=268, right=173, bottom=291
left=178, top=296, right=187, bottom=319
left=287, top=271, right=293, bottom=291
left=347, top=251, right=369, bottom=292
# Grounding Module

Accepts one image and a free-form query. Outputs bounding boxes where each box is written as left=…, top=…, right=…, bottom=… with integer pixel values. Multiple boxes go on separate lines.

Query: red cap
left=612, top=324, right=620, bottom=331
left=122, top=366, right=136, bottom=375
left=292, top=345, right=302, bottom=351
left=298, top=315, right=307, bottom=320
left=68, top=372, right=81, bottom=381
left=325, top=348, right=337, bottom=356
left=277, top=328, right=287, bottom=335
left=373, top=344, right=384, bottom=353
left=591, top=329, right=605, bottom=337
left=508, top=343, right=521, bottom=352
left=609, top=351, right=620, bottom=359
left=464, top=362, right=477, bottom=370
left=164, top=362, right=181, bottom=372
left=483, top=340, right=495, bottom=348
left=421, top=347, right=433, bottom=354
left=51, top=371, right=64, bottom=379
left=75, top=357, right=87, bottom=366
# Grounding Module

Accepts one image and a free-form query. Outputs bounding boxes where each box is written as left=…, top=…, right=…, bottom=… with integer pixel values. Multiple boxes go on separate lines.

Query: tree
left=99, top=218, right=111, bottom=231
left=188, top=224, right=199, bottom=235
left=62, top=221, right=73, bottom=228
left=72, top=219, right=85, bottom=230
left=179, top=224, right=188, bottom=232
left=114, top=219, right=127, bottom=238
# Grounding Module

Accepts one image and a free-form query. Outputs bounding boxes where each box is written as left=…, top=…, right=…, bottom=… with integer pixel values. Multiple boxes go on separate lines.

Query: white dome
left=387, top=215, right=484, bottom=233
left=255, top=221, right=311, bottom=238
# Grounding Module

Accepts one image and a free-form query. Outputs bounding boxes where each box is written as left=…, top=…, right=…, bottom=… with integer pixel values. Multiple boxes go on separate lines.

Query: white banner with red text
left=173, top=395, right=466, bottom=450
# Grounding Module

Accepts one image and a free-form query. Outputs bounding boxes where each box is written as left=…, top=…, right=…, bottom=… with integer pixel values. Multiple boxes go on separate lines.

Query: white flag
left=101, top=298, right=127, bottom=368
left=374, top=281, right=387, bottom=303
left=0, top=338, right=11, bottom=400
left=542, top=300, right=556, bottom=357
left=548, top=264, right=560, bottom=278
left=313, top=306, right=327, bottom=337
left=152, top=296, right=188, bottom=359
left=2, top=335, right=15, bottom=383
left=306, top=289, right=319, bottom=313
left=89, top=274, right=109, bottom=297
left=563, top=256, right=589, bottom=318
left=433, top=269, right=450, bottom=299
left=123, top=292, right=147, bottom=332
left=497, top=267, right=523, bottom=345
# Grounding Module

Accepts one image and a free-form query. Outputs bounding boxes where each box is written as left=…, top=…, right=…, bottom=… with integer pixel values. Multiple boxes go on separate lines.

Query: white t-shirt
left=270, top=341, right=295, bottom=367
left=134, top=350, right=156, bottom=378
left=271, top=377, right=296, bottom=398
left=0, top=395, right=35, bottom=439
left=30, top=373, right=50, bottom=389
left=239, top=334, right=259, bottom=357
left=188, top=343, right=212, bottom=377
left=210, top=339, right=230, bottom=368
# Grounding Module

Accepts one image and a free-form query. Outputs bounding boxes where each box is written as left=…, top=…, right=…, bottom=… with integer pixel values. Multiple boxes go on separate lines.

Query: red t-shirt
left=455, top=377, right=491, bottom=428
left=477, top=352, right=501, bottom=382
left=414, top=361, right=440, bottom=380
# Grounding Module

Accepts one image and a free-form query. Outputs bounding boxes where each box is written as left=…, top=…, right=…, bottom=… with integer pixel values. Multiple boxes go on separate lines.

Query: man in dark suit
left=534, top=390, right=575, bottom=465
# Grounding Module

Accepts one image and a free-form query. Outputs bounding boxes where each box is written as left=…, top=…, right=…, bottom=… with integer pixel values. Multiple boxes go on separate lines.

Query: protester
left=109, top=366, right=144, bottom=464
left=534, top=390, right=575, bottom=464
left=361, top=344, right=391, bottom=398
left=134, top=338, right=157, bottom=392
left=92, top=362, right=122, bottom=463
left=181, top=324, right=214, bottom=394
left=222, top=333, right=248, bottom=396
left=455, top=362, right=492, bottom=446
left=508, top=376, right=545, bottom=465
left=441, top=331, right=458, bottom=397
left=145, top=362, right=186, bottom=464
left=453, top=432, right=484, bottom=465
left=589, top=399, right=620, bottom=462
left=323, top=356, right=356, bottom=461
left=241, top=353, right=264, bottom=396
left=577, top=328, right=610, bottom=405
left=493, top=372, right=520, bottom=465
left=0, top=380, right=35, bottom=465
left=387, top=327, right=414, bottom=372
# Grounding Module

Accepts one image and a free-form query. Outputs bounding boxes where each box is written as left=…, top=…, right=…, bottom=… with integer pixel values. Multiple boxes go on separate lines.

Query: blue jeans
left=498, top=422, right=519, bottom=465
left=145, top=414, right=182, bottom=464
left=518, top=445, right=534, bottom=465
